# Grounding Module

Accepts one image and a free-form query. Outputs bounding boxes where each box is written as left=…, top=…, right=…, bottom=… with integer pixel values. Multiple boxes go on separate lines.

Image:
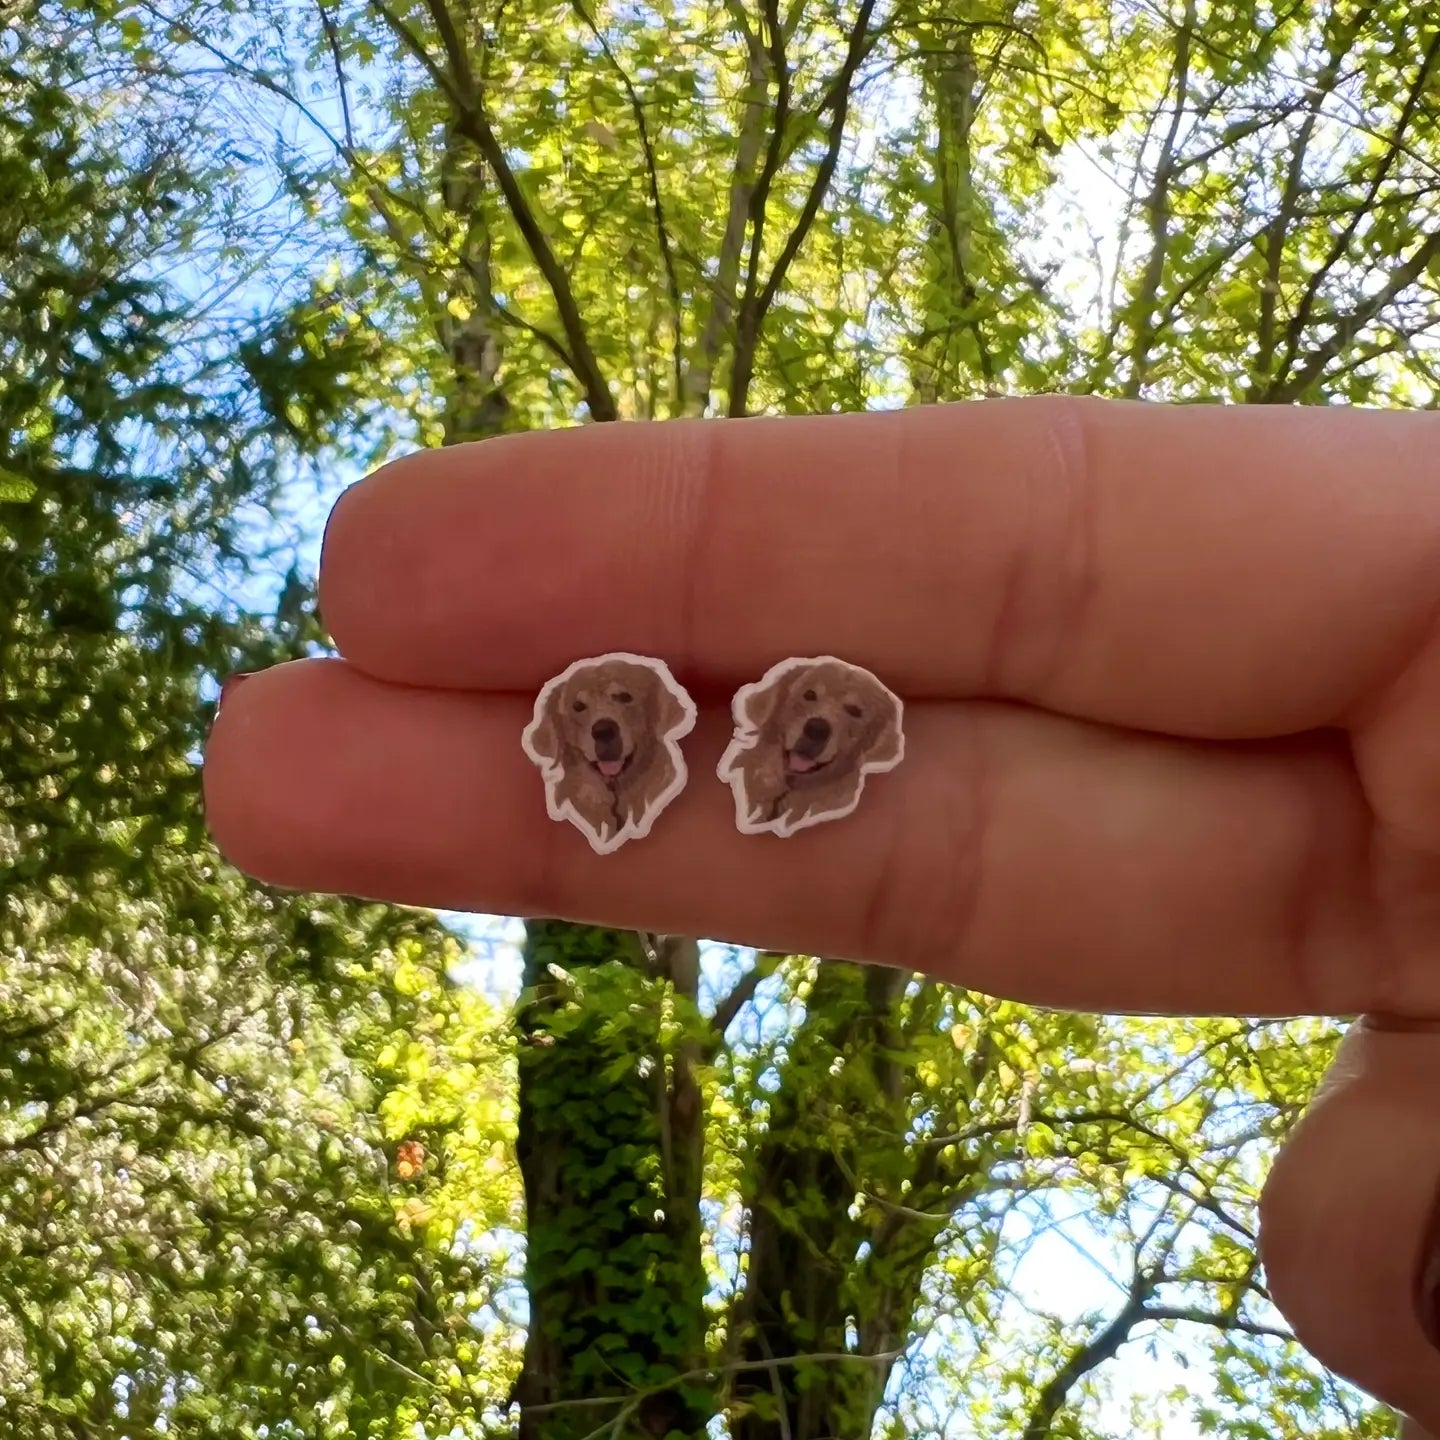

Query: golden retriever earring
left=718, top=656, right=905, bottom=838
left=522, top=653, right=697, bottom=854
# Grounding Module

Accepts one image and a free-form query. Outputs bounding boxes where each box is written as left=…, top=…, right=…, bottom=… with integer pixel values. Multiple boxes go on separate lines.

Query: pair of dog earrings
left=521, top=653, right=905, bottom=854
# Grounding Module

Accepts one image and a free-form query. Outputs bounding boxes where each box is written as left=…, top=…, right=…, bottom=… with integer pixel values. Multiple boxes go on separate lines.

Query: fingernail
left=217, top=672, right=255, bottom=711
left=1417, top=1204, right=1440, bottom=1350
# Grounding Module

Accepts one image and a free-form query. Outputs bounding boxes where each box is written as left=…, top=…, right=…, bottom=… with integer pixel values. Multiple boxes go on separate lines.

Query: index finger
left=319, top=397, right=1440, bottom=737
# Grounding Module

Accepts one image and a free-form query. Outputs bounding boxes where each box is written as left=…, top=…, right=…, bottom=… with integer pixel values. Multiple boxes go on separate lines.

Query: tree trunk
left=727, top=962, right=942, bottom=1440
left=682, top=44, right=770, bottom=417
left=513, top=922, right=713, bottom=1439
left=433, top=106, right=713, bottom=1432
left=912, top=17, right=990, bottom=401
left=431, top=74, right=710, bottom=1430
left=438, top=118, right=510, bottom=443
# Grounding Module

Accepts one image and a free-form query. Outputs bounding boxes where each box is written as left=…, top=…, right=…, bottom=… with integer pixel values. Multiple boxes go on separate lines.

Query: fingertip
left=1260, top=1025, right=1440, bottom=1431
left=318, top=441, right=508, bottom=671
left=316, top=454, right=419, bottom=669
left=317, top=426, right=689, bottom=684
left=204, top=659, right=327, bottom=886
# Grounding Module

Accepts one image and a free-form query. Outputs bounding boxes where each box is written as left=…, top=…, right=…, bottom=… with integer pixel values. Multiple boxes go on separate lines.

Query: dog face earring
left=522, top=653, right=697, bottom=854
left=717, top=656, right=904, bottom=837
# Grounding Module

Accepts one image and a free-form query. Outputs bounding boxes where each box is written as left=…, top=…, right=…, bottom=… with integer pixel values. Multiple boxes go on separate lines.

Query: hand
left=205, top=395, right=1440, bottom=1429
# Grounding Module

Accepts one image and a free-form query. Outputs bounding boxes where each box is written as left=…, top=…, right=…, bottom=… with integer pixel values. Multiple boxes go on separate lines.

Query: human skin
left=204, top=395, right=1440, bottom=1431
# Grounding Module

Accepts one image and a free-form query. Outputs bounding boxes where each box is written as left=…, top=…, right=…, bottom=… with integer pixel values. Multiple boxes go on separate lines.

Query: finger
left=319, top=398, right=1440, bottom=737
left=1261, top=1021, right=1440, bottom=1432
left=202, top=658, right=1420, bottom=1018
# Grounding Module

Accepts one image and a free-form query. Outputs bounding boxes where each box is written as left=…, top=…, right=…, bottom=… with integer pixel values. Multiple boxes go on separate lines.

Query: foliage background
left=2, top=0, right=1437, bottom=1435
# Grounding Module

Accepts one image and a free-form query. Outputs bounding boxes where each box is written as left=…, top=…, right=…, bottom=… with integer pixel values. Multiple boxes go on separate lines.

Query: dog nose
left=592, top=718, right=620, bottom=744
left=802, top=717, right=831, bottom=744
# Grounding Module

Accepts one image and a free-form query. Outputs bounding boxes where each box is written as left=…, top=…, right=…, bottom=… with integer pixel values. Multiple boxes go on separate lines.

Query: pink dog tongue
left=597, top=759, right=624, bottom=779
left=787, top=752, right=818, bottom=774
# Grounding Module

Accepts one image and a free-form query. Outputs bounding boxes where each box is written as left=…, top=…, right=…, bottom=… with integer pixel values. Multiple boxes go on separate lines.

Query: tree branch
left=924, top=24, right=994, bottom=393
left=1022, top=1242, right=1293, bottom=1440
left=1150, top=222, right=1269, bottom=337
left=419, top=0, right=478, bottom=97
left=726, top=0, right=792, bottom=417
left=728, top=0, right=880, bottom=415
left=1271, top=225, right=1440, bottom=400
left=1251, top=7, right=1370, bottom=387
left=1138, top=1304, right=1291, bottom=1341
left=491, top=296, right=576, bottom=369
left=1023, top=1279, right=1153, bottom=1440
left=683, top=47, right=771, bottom=414
left=315, top=0, right=358, bottom=154
left=1121, top=0, right=1197, bottom=399
left=367, top=0, right=468, bottom=109
left=451, top=117, right=615, bottom=420
left=134, top=3, right=458, bottom=334
left=1087, top=80, right=1170, bottom=390
left=572, top=0, right=685, bottom=411
left=1271, top=22, right=1440, bottom=392
left=369, top=0, right=617, bottom=420
left=1172, top=111, right=1285, bottom=174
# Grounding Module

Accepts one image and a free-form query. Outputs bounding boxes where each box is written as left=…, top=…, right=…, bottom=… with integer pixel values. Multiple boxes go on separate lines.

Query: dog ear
left=740, top=667, right=795, bottom=732
left=527, top=685, right=564, bottom=765
left=865, top=690, right=904, bottom=768
left=648, top=670, right=688, bottom=737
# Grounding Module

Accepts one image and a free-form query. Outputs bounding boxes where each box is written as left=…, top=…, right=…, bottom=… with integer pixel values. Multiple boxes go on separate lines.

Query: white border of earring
left=717, top=655, right=905, bottom=838
left=521, top=653, right=697, bottom=855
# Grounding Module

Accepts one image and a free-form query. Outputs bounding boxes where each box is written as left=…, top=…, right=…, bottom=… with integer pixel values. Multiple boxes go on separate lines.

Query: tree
left=1, top=12, right=519, bottom=1435
left=5, top=0, right=1437, bottom=1435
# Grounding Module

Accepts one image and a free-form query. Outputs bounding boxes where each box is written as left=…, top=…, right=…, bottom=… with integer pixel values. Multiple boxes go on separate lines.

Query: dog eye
left=803, top=689, right=817, bottom=702
left=615, top=691, right=633, bottom=704
left=572, top=700, right=587, bottom=713
left=844, top=703, right=863, bottom=718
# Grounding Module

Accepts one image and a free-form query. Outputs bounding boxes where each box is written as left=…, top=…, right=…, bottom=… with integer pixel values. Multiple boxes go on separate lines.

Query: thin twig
left=571, top=0, right=685, bottom=409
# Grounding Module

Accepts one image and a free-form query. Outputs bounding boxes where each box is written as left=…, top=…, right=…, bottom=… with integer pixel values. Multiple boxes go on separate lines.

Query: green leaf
left=0, top=467, right=36, bottom=503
